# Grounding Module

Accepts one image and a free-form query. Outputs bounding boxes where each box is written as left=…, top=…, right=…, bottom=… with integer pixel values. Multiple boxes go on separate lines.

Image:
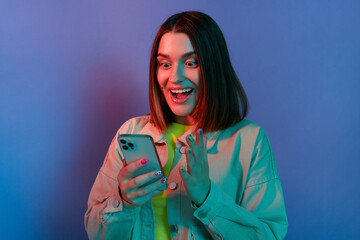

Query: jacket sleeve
left=84, top=132, right=140, bottom=240
left=193, top=128, right=288, bottom=240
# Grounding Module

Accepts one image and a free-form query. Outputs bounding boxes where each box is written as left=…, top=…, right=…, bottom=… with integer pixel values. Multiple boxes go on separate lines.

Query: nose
left=169, top=62, right=185, bottom=83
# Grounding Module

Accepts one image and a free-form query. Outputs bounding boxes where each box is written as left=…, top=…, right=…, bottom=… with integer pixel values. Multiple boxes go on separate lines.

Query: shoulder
left=206, top=119, right=268, bottom=152
left=117, top=115, right=153, bottom=134
left=232, top=119, right=262, bottom=132
left=209, top=119, right=271, bottom=153
left=220, top=119, right=267, bottom=140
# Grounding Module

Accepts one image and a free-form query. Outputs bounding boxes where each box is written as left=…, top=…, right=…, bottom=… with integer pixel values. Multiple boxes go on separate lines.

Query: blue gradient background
left=1, top=1, right=359, bottom=239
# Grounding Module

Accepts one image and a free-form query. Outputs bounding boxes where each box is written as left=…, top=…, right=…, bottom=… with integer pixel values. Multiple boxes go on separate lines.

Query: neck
left=175, top=115, right=195, bottom=126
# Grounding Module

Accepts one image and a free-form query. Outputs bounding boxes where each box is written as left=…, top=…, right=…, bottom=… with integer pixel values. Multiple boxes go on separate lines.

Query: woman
left=85, top=11, right=288, bottom=239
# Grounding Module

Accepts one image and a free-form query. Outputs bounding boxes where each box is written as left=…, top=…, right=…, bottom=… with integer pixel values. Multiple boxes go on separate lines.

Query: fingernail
left=161, top=177, right=168, bottom=184
left=188, top=148, right=192, bottom=154
left=141, top=159, right=147, bottom=165
left=200, top=129, right=203, bottom=135
left=155, top=170, right=162, bottom=177
left=181, top=166, right=186, bottom=172
left=188, top=135, right=194, bottom=142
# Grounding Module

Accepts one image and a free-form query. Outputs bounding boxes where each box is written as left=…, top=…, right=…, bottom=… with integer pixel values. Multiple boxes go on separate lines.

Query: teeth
left=170, top=88, right=192, bottom=93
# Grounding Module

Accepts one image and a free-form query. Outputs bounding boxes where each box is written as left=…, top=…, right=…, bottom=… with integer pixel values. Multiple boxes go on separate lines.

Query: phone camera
left=120, top=138, right=135, bottom=151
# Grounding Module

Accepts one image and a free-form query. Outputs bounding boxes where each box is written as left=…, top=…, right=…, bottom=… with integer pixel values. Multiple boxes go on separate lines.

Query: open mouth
left=169, top=88, right=193, bottom=99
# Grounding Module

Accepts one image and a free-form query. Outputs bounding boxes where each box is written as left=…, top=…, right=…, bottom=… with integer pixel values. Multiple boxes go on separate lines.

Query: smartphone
left=117, top=134, right=167, bottom=190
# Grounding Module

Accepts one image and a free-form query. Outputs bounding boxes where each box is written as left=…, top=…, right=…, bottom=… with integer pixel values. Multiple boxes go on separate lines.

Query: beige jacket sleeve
left=193, top=127, right=288, bottom=239
left=84, top=130, right=141, bottom=239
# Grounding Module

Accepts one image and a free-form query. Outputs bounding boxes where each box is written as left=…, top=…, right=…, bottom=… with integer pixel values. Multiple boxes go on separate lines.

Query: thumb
left=179, top=165, right=191, bottom=184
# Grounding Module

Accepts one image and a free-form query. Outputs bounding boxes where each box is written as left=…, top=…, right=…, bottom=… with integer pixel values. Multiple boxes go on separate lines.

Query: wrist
left=193, top=181, right=211, bottom=206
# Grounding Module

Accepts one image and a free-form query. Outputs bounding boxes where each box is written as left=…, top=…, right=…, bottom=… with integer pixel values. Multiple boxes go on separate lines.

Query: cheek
left=157, top=71, right=167, bottom=89
left=186, top=70, right=200, bottom=86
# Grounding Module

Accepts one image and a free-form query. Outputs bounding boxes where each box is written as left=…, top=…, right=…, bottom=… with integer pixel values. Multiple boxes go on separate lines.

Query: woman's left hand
left=179, top=129, right=210, bottom=206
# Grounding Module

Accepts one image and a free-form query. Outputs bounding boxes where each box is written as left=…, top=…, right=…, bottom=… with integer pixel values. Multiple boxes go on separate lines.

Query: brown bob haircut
left=149, top=11, right=248, bottom=134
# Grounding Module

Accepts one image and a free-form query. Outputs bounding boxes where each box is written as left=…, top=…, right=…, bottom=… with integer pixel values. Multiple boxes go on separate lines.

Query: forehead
left=158, top=32, right=194, bottom=56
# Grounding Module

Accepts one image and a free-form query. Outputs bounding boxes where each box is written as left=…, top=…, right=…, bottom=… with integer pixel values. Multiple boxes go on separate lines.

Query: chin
left=171, top=108, right=193, bottom=117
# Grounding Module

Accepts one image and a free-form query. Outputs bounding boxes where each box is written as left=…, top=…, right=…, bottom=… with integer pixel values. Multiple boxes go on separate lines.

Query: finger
left=186, top=134, right=199, bottom=163
left=197, top=128, right=204, bottom=154
left=127, top=177, right=167, bottom=199
left=179, top=165, right=192, bottom=184
left=122, top=169, right=163, bottom=193
left=195, top=129, right=204, bottom=164
left=184, top=150, right=192, bottom=175
left=118, top=158, right=148, bottom=181
left=132, top=187, right=164, bottom=206
left=185, top=147, right=196, bottom=175
left=121, top=156, right=127, bottom=167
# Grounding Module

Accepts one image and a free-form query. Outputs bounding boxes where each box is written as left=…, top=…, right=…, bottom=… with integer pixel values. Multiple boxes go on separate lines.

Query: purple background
left=1, top=1, right=359, bottom=239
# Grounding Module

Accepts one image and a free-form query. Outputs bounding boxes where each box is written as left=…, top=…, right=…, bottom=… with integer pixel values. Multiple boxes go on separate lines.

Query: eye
left=185, top=60, right=198, bottom=68
left=159, top=62, right=171, bottom=69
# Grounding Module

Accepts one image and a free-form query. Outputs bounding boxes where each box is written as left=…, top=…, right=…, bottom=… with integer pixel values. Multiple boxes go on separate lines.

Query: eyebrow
left=157, top=51, right=196, bottom=59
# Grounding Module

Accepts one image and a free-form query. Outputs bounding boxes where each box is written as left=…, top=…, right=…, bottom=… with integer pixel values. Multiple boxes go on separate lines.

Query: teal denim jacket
left=85, top=115, right=288, bottom=239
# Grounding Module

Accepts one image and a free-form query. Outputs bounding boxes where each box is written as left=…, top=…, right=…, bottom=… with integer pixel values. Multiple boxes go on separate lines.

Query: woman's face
left=157, top=32, right=200, bottom=125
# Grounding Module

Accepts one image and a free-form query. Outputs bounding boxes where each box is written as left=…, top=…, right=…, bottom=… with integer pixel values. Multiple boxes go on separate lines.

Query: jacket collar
left=138, top=119, right=220, bottom=151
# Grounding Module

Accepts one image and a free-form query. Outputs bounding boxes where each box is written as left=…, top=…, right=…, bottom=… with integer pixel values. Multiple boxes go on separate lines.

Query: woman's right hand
left=117, top=158, right=167, bottom=207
